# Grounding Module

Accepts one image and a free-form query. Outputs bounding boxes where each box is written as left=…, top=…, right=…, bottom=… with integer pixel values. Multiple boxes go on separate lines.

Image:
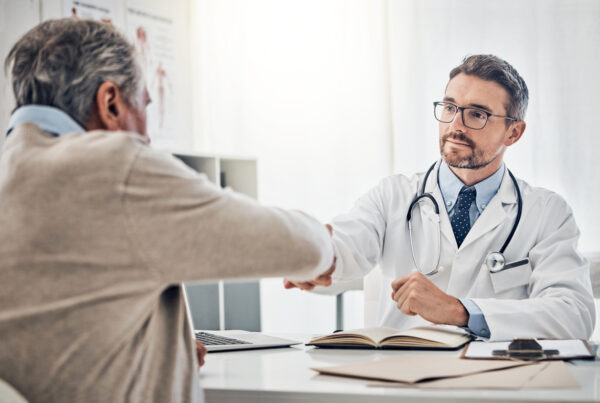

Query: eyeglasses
left=433, top=101, right=516, bottom=130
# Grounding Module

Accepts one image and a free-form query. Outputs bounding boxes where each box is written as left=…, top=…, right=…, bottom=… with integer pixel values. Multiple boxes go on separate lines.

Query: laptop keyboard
left=195, top=332, right=251, bottom=346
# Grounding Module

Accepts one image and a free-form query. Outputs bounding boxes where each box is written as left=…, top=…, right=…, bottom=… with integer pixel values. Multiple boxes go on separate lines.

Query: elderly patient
left=0, top=18, right=335, bottom=403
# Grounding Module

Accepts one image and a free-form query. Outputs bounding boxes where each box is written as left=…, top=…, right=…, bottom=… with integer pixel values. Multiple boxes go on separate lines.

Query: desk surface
left=199, top=332, right=600, bottom=403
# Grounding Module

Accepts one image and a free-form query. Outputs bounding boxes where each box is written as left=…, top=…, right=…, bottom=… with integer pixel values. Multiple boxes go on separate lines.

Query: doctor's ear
left=504, top=120, right=526, bottom=146
left=93, top=81, right=126, bottom=131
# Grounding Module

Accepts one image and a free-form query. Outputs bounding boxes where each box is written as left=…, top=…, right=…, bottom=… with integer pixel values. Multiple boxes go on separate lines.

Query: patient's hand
left=196, top=340, right=207, bottom=369
left=283, top=257, right=336, bottom=290
left=283, top=224, right=336, bottom=291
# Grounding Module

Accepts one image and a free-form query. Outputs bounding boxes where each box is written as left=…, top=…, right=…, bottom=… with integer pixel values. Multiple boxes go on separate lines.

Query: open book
left=307, top=325, right=473, bottom=350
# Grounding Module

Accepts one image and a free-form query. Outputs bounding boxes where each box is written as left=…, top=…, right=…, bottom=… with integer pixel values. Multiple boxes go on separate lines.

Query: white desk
left=199, top=333, right=600, bottom=403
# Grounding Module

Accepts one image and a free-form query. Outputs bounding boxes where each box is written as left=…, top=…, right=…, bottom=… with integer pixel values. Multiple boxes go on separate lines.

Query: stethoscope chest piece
left=486, top=252, right=505, bottom=273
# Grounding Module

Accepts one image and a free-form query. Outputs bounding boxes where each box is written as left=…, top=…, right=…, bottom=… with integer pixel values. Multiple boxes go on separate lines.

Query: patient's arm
left=123, top=145, right=335, bottom=284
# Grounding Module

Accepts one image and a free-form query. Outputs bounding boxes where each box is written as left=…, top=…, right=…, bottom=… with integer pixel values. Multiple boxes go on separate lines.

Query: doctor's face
left=438, top=73, right=514, bottom=170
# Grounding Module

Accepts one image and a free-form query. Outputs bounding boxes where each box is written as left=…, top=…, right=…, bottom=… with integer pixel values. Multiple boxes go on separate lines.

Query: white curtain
left=387, top=0, right=600, bottom=254
left=190, top=0, right=600, bottom=332
left=190, top=0, right=391, bottom=333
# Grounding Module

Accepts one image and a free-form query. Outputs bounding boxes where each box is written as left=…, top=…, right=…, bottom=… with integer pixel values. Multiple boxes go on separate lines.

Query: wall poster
left=62, top=0, right=118, bottom=23
left=125, top=4, right=177, bottom=146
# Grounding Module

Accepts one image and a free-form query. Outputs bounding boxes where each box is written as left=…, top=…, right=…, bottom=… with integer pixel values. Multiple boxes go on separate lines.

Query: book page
left=382, top=326, right=471, bottom=347
left=309, top=327, right=401, bottom=345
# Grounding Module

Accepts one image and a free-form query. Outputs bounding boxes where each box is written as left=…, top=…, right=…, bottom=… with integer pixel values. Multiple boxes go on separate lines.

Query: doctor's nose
left=448, top=109, right=468, bottom=132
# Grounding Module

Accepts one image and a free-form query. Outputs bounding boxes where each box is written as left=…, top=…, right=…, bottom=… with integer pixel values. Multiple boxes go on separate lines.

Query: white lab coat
left=331, top=161, right=595, bottom=341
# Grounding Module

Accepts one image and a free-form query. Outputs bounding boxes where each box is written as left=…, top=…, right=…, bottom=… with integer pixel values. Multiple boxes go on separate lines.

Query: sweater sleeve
left=122, top=146, right=334, bottom=284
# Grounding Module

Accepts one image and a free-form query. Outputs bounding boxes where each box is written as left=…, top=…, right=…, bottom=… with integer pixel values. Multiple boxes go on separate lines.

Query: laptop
left=181, top=284, right=299, bottom=352
left=195, top=330, right=301, bottom=352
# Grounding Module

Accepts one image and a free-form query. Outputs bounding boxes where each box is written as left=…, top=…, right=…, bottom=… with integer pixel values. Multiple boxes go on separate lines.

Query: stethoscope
left=406, top=161, right=523, bottom=276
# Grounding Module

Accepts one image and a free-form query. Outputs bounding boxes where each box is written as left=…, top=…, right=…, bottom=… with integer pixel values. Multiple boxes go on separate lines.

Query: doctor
left=285, top=54, right=595, bottom=341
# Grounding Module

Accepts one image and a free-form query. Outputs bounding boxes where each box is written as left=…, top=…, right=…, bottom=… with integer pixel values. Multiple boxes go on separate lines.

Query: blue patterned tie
left=451, top=186, right=476, bottom=247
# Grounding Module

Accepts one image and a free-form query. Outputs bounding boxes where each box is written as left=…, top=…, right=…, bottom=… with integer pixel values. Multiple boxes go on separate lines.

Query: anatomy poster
left=125, top=4, right=176, bottom=145
left=62, top=0, right=118, bottom=23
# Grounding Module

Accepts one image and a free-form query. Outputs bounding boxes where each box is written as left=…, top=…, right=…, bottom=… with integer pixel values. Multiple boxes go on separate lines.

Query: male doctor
left=285, top=54, right=595, bottom=341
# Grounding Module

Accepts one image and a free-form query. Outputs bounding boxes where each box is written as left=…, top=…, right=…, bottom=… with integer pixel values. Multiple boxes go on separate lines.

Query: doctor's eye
left=467, top=109, right=487, bottom=120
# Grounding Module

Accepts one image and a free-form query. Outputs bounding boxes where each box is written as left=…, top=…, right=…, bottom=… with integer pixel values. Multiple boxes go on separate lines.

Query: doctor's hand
left=390, top=272, right=468, bottom=327
left=283, top=256, right=336, bottom=291
left=283, top=224, right=336, bottom=291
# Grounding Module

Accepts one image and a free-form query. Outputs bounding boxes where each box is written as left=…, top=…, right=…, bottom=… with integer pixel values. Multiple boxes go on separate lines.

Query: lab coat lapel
left=459, top=168, right=517, bottom=251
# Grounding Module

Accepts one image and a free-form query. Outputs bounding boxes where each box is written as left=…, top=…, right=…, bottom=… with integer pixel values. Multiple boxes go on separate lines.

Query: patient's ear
left=91, top=81, right=127, bottom=131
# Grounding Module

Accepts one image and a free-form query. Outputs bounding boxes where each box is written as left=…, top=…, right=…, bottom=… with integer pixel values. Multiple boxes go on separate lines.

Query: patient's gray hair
left=4, top=18, right=142, bottom=127
left=449, top=55, right=529, bottom=122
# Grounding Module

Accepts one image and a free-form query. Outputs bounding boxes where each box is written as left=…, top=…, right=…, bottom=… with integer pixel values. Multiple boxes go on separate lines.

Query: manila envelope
left=368, top=361, right=579, bottom=389
left=312, top=355, right=533, bottom=384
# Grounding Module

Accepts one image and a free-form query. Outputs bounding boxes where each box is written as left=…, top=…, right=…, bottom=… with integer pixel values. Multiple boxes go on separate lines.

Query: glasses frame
left=433, top=101, right=517, bottom=130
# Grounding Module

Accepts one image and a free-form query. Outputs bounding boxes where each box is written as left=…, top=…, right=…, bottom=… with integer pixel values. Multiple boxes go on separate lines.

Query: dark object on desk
left=220, top=172, right=227, bottom=188
left=492, top=339, right=559, bottom=361
left=462, top=338, right=595, bottom=361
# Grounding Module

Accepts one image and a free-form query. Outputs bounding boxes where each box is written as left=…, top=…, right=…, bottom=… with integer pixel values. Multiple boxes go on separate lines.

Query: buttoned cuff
left=459, top=298, right=491, bottom=339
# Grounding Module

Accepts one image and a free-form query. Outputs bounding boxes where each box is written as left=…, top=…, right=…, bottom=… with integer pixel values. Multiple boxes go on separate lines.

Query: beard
left=439, top=132, right=496, bottom=170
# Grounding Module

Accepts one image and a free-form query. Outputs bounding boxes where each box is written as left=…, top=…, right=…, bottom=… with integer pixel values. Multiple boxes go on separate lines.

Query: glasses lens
left=463, top=108, right=488, bottom=129
left=434, top=102, right=456, bottom=123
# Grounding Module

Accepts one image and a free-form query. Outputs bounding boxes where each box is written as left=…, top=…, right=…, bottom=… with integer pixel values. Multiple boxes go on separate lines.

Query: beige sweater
left=0, top=123, right=333, bottom=403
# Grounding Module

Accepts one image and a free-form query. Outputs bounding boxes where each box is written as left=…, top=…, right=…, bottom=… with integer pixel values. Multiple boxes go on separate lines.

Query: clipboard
left=461, top=339, right=595, bottom=361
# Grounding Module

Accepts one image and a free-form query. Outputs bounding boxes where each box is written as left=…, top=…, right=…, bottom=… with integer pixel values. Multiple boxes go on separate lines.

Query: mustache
left=442, top=132, right=475, bottom=148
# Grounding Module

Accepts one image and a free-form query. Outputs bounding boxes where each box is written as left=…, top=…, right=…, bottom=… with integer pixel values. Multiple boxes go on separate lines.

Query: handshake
left=283, top=224, right=336, bottom=291
left=282, top=223, right=468, bottom=327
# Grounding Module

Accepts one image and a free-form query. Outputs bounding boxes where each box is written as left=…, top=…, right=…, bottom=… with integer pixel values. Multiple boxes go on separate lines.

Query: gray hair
left=449, top=55, right=529, bottom=122
left=4, top=18, right=142, bottom=127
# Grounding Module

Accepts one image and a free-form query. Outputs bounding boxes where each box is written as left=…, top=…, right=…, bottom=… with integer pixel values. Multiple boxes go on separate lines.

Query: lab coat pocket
left=489, top=260, right=532, bottom=295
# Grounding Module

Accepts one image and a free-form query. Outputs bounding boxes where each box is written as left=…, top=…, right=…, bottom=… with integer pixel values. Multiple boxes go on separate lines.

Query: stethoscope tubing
left=407, top=160, right=523, bottom=275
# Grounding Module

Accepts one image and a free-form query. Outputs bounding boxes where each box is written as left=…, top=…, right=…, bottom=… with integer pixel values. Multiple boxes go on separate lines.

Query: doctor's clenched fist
left=391, top=272, right=469, bottom=327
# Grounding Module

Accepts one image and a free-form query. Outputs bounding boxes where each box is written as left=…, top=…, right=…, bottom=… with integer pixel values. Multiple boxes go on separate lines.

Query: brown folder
left=312, top=355, right=579, bottom=389
left=368, top=361, right=579, bottom=389
left=312, top=355, right=531, bottom=383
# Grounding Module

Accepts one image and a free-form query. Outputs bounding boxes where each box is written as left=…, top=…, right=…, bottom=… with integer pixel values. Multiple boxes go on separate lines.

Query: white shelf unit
left=172, top=152, right=260, bottom=331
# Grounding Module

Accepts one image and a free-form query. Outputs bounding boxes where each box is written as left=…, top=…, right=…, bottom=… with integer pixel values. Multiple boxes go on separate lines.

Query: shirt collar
left=438, top=160, right=505, bottom=213
left=6, top=105, right=85, bottom=137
